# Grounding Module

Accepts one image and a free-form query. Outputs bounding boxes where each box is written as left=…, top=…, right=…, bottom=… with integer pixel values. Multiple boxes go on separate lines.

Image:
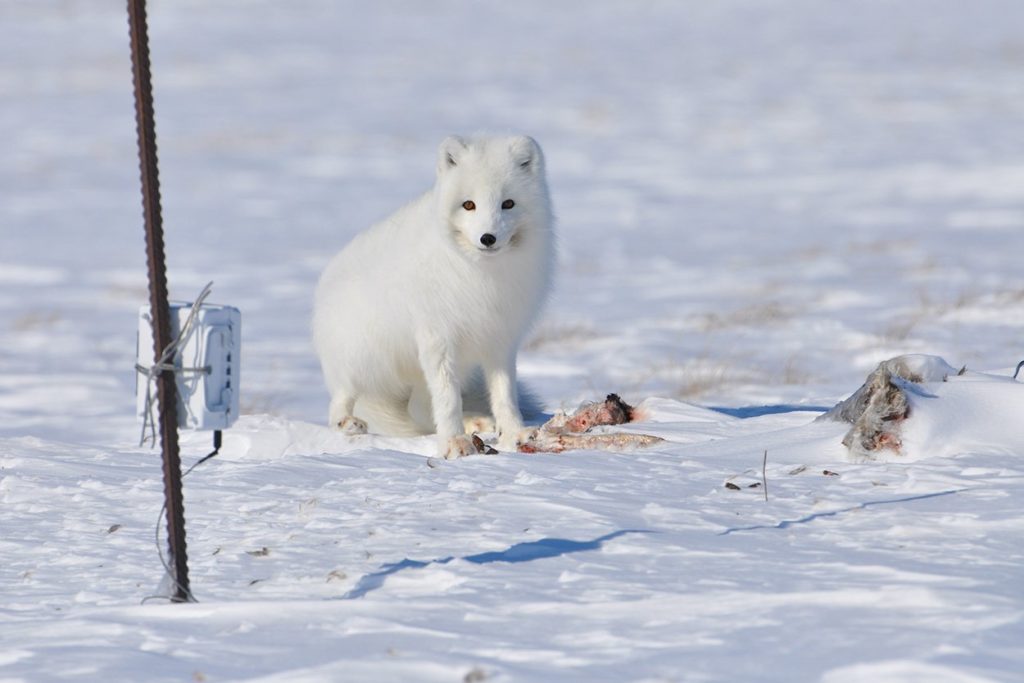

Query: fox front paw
left=336, top=416, right=368, bottom=435
left=440, top=434, right=479, bottom=460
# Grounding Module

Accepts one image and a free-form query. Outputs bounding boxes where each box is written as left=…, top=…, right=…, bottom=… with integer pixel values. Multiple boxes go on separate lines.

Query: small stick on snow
left=761, top=450, right=768, bottom=502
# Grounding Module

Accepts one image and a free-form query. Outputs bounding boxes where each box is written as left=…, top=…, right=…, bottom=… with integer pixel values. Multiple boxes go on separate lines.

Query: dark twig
left=762, top=450, right=768, bottom=502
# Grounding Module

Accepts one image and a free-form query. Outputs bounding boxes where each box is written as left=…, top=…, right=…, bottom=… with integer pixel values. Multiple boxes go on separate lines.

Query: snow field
left=3, top=1, right=1024, bottom=681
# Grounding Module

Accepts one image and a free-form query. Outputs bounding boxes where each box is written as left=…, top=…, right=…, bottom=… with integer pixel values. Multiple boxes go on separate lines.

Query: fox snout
left=474, top=228, right=510, bottom=251
left=469, top=216, right=509, bottom=251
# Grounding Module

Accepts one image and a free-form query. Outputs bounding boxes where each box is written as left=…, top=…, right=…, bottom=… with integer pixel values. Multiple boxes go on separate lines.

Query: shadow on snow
left=719, top=489, right=964, bottom=536
left=341, top=529, right=647, bottom=600
left=709, top=404, right=832, bottom=419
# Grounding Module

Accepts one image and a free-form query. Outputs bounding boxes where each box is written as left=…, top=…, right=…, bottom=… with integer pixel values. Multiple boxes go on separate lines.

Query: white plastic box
left=136, top=302, right=241, bottom=431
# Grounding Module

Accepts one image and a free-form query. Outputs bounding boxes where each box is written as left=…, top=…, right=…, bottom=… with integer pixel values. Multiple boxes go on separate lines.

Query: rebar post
left=127, top=0, right=191, bottom=602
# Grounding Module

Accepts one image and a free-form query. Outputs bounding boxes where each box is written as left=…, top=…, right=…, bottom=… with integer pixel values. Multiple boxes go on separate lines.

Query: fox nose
left=480, top=233, right=497, bottom=247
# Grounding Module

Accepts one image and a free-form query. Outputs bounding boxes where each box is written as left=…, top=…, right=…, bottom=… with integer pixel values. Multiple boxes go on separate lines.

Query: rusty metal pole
left=127, top=0, right=192, bottom=602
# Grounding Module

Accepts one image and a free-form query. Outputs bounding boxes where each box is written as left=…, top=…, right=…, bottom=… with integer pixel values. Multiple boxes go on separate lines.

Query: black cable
left=184, top=429, right=222, bottom=476
left=142, top=430, right=222, bottom=604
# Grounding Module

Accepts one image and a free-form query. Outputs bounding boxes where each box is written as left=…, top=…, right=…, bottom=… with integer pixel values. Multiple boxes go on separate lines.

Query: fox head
left=434, top=135, right=550, bottom=255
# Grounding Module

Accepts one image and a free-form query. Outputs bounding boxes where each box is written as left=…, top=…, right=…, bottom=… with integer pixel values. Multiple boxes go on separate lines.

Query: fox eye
left=501, top=199, right=515, bottom=210
left=462, top=200, right=476, bottom=211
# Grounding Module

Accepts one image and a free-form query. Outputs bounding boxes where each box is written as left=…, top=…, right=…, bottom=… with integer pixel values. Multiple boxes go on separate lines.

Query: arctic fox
left=312, top=135, right=554, bottom=458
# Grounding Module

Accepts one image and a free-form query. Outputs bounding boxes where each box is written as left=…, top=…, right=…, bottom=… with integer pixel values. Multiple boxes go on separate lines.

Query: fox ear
left=510, top=135, right=542, bottom=174
left=437, top=136, right=467, bottom=173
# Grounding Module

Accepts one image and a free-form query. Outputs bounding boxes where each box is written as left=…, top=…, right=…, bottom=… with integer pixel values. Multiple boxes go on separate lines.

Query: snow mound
left=902, top=372, right=1024, bottom=459
left=213, top=414, right=437, bottom=462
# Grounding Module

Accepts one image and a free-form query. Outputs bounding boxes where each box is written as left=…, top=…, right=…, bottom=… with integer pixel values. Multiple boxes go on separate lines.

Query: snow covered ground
left=3, top=1, right=1024, bottom=681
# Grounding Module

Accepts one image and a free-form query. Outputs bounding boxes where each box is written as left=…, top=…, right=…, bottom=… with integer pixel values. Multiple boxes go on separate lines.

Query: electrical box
left=136, top=302, right=241, bottom=431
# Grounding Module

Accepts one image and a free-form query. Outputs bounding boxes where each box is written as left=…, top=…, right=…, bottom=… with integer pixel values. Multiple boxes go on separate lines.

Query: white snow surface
left=3, top=1, right=1024, bottom=681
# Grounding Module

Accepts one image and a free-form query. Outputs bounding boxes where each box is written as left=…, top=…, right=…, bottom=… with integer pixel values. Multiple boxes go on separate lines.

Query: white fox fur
left=312, top=135, right=554, bottom=458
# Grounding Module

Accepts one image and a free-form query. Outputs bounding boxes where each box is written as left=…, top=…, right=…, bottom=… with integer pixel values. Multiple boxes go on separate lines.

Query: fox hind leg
left=463, top=414, right=496, bottom=434
left=329, top=393, right=367, bottom=435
